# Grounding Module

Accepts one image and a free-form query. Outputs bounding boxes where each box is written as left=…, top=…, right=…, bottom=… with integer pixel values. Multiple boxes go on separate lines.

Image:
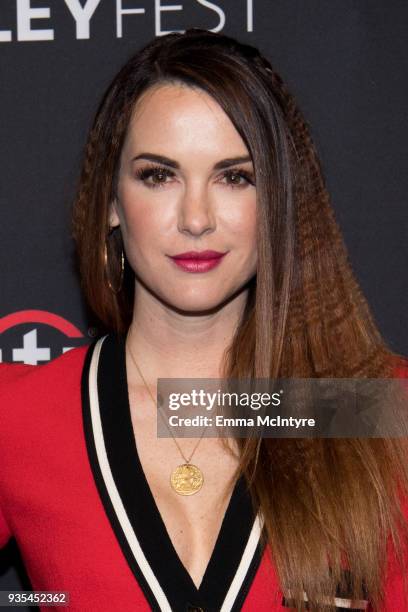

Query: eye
left=134, top=165, right=176, bottom=189
left=219, top=168, right=255, bottom=189
left=133, top=165, right=255, bottom=190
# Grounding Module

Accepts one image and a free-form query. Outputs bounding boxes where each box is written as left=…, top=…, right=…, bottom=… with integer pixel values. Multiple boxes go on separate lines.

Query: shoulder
left=0, top=344, right=91, bottom=427
left=0, top=343, right=90, bottom=390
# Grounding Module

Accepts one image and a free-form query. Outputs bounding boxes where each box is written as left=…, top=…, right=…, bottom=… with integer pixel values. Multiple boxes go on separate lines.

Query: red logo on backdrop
left=0, top=310, right=88, bottom=365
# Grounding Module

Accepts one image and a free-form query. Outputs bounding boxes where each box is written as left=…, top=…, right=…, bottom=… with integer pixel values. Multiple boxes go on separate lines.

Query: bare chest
left=128, top=387, right=240, bottom=587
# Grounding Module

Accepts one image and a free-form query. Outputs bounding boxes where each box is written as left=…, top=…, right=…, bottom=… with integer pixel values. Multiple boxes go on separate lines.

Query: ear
left=109, top=199, right=121, bottom=229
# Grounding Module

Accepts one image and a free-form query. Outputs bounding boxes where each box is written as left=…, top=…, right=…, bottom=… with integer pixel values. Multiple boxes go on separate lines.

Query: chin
left=168, top=295, right=226, bottom=315
left=165, top=283, right=249, bottom=315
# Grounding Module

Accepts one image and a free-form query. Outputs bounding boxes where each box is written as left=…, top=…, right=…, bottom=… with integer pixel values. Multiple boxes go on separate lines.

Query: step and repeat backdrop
left=1, top=0, right=407, bottom=601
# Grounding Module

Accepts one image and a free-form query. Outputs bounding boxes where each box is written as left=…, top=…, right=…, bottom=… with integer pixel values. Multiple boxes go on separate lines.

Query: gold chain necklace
left=126, top=336, right=207, bottom=496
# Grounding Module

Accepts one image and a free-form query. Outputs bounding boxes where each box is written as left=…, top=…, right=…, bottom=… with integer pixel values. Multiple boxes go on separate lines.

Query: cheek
left=117, top=182, right=257, bottom=253
left=119, top=198, right=166, bottom=248
left=219, top=197, right=257, bottom=244
left=117, top=182, right=176, bottom=240
left=117, top=208, right=152, bottom=266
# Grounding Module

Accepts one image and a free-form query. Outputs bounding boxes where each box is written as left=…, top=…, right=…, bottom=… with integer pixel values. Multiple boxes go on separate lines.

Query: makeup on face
left=167, top=250, right=229, bottom=273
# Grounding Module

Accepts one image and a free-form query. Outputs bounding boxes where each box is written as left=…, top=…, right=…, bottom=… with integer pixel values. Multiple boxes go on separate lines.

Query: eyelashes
left=133, top=164, right=255, bottom=190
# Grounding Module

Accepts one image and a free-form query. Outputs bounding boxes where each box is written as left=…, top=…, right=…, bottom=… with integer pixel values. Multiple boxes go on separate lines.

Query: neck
left=126, top=283, right=248, bottom=383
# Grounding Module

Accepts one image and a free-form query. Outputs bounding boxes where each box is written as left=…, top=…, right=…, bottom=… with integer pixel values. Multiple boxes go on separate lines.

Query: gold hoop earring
left=104, top=242, right=124, bottom=294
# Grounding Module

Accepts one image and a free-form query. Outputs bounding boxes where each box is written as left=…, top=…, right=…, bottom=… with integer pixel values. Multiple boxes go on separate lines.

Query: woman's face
left=110, top=82, right=257, bottom=313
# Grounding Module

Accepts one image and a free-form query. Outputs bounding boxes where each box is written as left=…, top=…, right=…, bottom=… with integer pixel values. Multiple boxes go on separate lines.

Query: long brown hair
left=72, top=29, right=408, bottom=611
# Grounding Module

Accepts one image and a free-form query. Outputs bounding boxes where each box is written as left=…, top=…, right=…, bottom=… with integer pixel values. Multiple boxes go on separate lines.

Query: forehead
left=122, top=82, right=248, bottom=157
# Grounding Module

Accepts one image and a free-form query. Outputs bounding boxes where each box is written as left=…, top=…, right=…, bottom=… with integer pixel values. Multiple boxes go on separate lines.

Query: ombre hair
left=72, top=29, right=408, bottom=611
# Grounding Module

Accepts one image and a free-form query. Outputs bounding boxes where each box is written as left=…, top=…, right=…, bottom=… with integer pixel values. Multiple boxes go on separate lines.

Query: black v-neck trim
left=81, top=336, right=160, bottom=610
left=82, top=334, right=265, bottom=612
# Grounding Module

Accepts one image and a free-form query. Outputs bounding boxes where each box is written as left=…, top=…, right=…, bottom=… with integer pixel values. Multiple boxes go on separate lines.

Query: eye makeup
left=132, top=164, right=255, bottom=190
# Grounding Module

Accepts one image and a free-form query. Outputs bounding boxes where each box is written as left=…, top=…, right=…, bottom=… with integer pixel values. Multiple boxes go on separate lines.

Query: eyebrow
left=131, top=153, right=252, bottom=170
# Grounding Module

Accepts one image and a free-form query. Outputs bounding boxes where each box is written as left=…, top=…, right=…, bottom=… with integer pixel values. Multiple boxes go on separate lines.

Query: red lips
left=168, top=250, right=227, bottom=273
left=170, top=250, right=226, bottom=260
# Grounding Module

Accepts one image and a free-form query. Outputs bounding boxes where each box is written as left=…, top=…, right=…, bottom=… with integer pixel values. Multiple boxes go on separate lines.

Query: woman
left=1, top=28, right=408, bottom=612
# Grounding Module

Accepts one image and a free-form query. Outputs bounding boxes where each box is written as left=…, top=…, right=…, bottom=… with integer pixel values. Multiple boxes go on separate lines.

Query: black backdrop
left=1, top=0, right=407, bottom=600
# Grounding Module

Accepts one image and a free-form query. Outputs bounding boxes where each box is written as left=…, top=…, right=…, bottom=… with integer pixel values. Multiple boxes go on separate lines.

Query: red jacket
left=0, top=334, right=407, bottom=611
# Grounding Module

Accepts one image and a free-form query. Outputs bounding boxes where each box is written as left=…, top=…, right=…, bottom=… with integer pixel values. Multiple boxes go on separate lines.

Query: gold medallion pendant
left=170, top=463, right=204, bottom=496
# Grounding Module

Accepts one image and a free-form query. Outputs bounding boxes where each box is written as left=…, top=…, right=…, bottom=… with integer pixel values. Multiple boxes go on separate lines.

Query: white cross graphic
left=13, top=329, right=51, bottom=365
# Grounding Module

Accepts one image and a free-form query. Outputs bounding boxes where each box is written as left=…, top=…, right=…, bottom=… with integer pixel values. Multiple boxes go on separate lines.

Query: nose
left=177, top=184, right=216, bottom=237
